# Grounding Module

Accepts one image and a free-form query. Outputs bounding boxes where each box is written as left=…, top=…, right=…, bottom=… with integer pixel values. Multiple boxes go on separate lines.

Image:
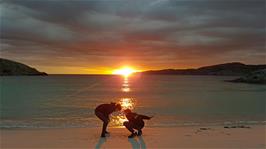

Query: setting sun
left=112, top=67, right=137, bottom=77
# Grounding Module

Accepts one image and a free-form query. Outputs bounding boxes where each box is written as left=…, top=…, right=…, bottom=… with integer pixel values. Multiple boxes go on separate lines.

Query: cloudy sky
left=0, top=0, right=265, bottom=74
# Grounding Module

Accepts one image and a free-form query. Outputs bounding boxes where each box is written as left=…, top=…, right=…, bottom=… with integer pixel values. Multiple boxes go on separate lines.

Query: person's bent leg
left=135, top=121, right=144, bottom=136
left=123, top=121, right=134, bottom=133
left=137, top=129, right=142, bottom=136
left=101, top=121, right=108, bottom=137
left=123, top=121, right=137, bottom=138
left=95, top=111, right=109, bottom=137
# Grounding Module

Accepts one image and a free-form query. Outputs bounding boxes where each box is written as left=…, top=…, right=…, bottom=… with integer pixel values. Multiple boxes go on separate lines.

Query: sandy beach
left=1, top=125, right=265, bottom=149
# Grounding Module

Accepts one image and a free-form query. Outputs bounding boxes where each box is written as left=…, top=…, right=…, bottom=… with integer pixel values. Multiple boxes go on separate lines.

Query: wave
left=1, top=119, right=265, bottom=129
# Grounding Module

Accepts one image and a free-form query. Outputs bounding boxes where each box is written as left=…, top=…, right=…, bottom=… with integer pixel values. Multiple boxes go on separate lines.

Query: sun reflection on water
left=111, top=76, right=136, bottom=127
left=122, top=87, right=130, bottom=92
left=121, top=76, right=131, bottom=92
left=119, top=98, right=135, bottom=111
left=111, top=97, right=135, bottom=126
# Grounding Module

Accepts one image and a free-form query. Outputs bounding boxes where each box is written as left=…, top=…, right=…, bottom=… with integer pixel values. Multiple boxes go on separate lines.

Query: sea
left=0, top=75, right=265, bottom=129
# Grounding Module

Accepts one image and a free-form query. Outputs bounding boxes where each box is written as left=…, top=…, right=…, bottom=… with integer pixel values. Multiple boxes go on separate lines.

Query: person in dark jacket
left=123, top=109, right=153, bottom=138
left=95, top=102, right=122, bottom=137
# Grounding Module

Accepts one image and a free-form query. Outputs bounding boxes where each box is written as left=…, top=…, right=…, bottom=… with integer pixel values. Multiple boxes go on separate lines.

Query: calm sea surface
left=0, top=75, right=265, bottom=128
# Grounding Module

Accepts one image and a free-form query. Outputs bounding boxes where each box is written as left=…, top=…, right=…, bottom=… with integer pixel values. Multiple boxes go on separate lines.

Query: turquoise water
left=0, top=75, right=265, bottom=128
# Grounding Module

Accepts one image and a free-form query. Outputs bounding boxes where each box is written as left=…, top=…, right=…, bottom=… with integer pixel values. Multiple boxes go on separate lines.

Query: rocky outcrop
left=0, top=58, right=47, bottom=76
left=228, top=69, right=266, bottom=84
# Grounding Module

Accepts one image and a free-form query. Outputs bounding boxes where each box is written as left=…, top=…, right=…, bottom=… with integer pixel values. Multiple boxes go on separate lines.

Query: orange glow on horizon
left=30, top=62, right=206, bottom=74
left=112, top=66, right=138, bottom=77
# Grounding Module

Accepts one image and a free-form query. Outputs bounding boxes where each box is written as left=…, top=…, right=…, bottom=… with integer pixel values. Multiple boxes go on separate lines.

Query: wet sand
left=1, top=125, right=265, bottom=149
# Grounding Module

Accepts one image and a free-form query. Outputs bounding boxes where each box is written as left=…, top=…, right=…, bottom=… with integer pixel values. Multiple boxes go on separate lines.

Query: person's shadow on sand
left=128, top=136, right=146, bottom=149
left=95, top=137, right=106, bottom=149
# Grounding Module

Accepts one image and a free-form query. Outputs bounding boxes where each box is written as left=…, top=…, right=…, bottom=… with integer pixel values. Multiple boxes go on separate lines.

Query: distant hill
left=142, top=62, right=266, bottom=76
left=0, top=58, right=47, bottom=76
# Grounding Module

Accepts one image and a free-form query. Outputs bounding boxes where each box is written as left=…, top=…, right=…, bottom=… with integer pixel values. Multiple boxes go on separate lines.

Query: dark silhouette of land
left=227, top=69, right=266, bottom=84
left=141, top=62, right=266, bottom=84
left=0, top=58, right=47, bottom=76
left=141, top=62, right=266, bottom=76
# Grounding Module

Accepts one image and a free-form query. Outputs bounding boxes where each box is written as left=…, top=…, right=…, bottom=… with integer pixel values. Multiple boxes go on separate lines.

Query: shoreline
left=1, top=124, right=265, bottom=149
left=1, top=120, right=265, bottom=129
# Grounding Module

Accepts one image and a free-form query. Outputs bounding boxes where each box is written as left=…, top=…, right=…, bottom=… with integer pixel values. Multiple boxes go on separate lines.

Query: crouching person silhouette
left=123, top=109, right=153, bottom=138
left=95, top=102, right=122, bottom=137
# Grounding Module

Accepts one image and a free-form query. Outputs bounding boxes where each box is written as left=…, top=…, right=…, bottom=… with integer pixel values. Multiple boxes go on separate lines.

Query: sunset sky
left=0, top=0, right=265, bottom=74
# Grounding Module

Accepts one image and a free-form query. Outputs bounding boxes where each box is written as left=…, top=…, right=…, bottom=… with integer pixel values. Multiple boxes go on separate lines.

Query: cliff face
left=0, top=58, right=47, bottom=76
left=142, top=62, right=266, bottom=76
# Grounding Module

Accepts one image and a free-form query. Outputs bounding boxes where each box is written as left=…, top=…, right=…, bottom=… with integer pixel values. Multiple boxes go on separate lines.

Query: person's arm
left=131, top=113, right=138, bottom=119
left=137, top=114, right=153, bottom=120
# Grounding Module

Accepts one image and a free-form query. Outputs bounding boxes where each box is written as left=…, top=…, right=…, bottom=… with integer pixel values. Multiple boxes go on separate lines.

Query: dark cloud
left=0, top=0, right=265, bottom=73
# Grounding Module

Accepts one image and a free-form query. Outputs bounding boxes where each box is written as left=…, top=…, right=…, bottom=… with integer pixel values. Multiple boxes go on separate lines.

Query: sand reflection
left=128, top=136, right=146, bottom=149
